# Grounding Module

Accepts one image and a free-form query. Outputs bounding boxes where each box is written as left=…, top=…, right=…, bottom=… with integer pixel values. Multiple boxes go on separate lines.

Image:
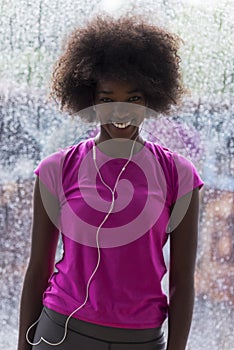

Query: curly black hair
left=50, top=15, right=185, bottom=121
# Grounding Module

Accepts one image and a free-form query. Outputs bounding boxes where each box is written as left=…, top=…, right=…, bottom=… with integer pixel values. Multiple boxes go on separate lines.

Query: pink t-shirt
left=34, top=138, right=204, bottom=329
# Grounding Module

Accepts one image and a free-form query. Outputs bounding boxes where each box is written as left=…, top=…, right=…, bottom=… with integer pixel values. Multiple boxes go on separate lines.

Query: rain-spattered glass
left=0, top=1, right=233, bottom=349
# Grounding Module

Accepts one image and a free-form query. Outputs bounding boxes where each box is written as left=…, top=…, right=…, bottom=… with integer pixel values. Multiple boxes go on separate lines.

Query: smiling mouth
left=112, top=121, right=132, bottom=129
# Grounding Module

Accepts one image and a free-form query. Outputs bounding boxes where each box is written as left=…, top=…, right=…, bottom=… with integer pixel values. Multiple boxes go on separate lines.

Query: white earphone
left=26, top=124, right=144, bottom=346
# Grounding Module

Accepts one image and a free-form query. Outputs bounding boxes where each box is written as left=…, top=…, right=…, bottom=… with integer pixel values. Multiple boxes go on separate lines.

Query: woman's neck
left=94, top=133, right=145, bottom=158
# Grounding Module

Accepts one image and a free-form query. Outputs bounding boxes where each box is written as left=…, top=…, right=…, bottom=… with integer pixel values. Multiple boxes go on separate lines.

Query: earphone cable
left=26, top=123, right=144, bottom=346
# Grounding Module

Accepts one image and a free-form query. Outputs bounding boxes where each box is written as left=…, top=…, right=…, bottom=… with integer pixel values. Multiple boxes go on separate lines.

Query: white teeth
left=112, top=121, right=131, bottom=128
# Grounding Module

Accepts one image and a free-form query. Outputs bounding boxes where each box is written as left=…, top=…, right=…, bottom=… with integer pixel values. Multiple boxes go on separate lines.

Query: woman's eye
left=128, top=96, right=141, bottom=102
left=100, top=98, right=113, bottom=103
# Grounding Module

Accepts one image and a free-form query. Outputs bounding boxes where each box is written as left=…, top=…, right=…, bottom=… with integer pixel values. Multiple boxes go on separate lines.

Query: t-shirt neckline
left=90, top=138, right=151, bottom=161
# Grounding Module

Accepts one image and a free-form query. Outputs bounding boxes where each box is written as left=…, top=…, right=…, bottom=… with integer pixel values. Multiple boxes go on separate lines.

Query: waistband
left=43, top=306, right=163, bottom=343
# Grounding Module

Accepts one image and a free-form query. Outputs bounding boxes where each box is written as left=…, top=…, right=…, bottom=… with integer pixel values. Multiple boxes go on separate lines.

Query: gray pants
left=31, top=307, right=166, bottom=349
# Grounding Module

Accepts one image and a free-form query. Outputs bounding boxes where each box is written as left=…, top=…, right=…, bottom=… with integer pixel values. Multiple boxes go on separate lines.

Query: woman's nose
left=112, top=103, right=132, bottom=121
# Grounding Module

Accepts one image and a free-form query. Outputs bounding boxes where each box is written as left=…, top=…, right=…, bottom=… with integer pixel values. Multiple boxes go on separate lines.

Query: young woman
left=18, top=16, right=204, bottom=350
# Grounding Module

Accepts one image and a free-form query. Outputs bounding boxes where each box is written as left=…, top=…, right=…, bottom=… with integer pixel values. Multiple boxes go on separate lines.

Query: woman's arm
left=17, top=177, right=60, bottom=350
left=166, top=187, right=200, bottom=350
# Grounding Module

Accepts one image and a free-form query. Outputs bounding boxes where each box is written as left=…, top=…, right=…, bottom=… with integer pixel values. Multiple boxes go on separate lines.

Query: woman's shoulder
left=34, top=138, right=92, bottom=176
left=40, top=138, right=93, bottom=162
left=145, top=140, right=204, bottom=197
left=145, top=140, right=197, bottom=168
left=33, top=138, right=92, bottom=196
left=144, top=140, right=175, bottom=166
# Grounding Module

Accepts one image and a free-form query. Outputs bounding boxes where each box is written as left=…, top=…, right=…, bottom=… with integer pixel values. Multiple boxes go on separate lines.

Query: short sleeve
left=34, top=150, right=64, bottom=198
left=171, top=152, right=204, bottom=204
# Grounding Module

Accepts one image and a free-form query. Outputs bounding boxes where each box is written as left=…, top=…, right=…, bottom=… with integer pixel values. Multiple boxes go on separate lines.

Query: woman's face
left=94, top=79, right=147, bottom=142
